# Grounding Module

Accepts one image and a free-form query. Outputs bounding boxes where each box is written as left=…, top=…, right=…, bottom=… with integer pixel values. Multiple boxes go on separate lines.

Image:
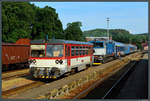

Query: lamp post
left=107, top=17, right=110, bottom=40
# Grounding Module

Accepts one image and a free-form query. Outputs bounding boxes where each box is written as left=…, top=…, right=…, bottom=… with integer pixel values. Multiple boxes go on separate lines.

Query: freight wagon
left=29, top=39, right=93, bottom=79
left=2, top=39, right=30, bottom=71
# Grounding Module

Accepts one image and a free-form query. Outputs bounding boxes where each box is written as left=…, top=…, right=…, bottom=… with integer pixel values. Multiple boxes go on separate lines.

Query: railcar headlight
left=55, top=60, right=59, bottom=64
left=32, top=59, right=36, bottom=64
left=59, top=60, right=63, bottom=64
left=28, top=59, right=31, bottom=64
left=28, top=59, right=33, bottom=64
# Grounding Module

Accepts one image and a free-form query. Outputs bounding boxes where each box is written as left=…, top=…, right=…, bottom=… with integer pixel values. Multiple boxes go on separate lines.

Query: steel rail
left=2, top=81, right=45, bottom=98
left=2, top=69, right=29, bottom=80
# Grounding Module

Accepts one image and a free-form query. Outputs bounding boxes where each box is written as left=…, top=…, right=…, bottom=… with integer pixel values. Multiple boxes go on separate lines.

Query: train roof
left=30, top=39, right=93, bottom=45
left=126, top=44, right=137, bottom=47
left=113, top=41, right=125, bottom=46
left=89, top=40, right=105, bottom=43
left=2, top=43, right=29, bottom=46
left=114, top=41, right=137, bottom=47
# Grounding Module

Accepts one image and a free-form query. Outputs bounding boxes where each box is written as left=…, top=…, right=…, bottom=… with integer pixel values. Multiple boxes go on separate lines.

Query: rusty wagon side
left=2, top=39, right=30, bottom=70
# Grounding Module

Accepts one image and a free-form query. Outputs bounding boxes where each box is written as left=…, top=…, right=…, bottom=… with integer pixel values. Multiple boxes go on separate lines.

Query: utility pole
left=107, top=17, right=110, bottom=41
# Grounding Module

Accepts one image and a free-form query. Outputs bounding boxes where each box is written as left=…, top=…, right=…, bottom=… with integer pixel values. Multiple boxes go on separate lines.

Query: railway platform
left=83, top=53, right=148, bottom=99
left=113, top=53, right=148, bottom=99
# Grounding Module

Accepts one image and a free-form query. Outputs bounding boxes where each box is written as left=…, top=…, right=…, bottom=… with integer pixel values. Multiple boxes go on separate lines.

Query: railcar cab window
left=31, top=45, right=45, bottom=57
left=46, top=45, right=64, bottom=57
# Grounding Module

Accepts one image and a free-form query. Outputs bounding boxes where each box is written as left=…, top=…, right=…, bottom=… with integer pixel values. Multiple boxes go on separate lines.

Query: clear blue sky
left=30, top=2, right=148, bottom=34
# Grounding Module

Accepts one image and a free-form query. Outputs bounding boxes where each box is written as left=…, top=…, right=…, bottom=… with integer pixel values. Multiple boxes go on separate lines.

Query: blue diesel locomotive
left=89, top=40, right=115, bottom=64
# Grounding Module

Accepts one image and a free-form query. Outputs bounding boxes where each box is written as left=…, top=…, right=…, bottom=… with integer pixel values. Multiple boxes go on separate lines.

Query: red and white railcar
left=29, top=39, right=93, bottom=79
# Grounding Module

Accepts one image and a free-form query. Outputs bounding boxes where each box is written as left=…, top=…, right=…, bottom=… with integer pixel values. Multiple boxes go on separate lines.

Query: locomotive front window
left=31, top=45, right=45, bottom=57
left=31, top=50, right=45, bottom=57
left=46, top=45, right=64, bottom=57
left=93, top=42, right=104, bottom=48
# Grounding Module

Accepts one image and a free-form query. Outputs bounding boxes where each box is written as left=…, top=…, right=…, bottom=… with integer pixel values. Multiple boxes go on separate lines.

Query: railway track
left=2, top=52, right=142, bottom=99
left=2, top=81, right=45, bottom=99
left=2, top=74, right=47, bottom=99
left=2, top=68, right=30, bottom=80
left=2, top=68, right=45, bottom=98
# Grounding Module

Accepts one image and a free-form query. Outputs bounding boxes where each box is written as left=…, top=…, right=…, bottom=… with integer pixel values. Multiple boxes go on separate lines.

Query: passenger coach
left=29, top=39, right=93, bottom=79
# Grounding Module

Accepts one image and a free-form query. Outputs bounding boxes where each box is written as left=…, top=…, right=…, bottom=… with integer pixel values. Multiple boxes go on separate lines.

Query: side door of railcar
left=66, top=44, right=71, bottom=67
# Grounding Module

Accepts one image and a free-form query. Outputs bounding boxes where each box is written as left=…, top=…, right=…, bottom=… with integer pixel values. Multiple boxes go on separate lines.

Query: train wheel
left=86, top=64, right=91, bottom=69
left=102, top=59, right=105, bottom=64
left=71, top=68, right=76, bottom=74
left=54, top=70, right=60, bottom=79
left=2, top=65, right=8, bottom=72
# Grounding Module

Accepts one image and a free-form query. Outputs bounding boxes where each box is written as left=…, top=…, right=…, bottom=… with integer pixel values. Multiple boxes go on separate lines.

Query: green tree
left=2, top=2, right=35, bottom=42
left=2, top=2, right=64, bottom=43
left=64, top=21, right=84, bottom=41
left=31, top=6, right=64, bottom=40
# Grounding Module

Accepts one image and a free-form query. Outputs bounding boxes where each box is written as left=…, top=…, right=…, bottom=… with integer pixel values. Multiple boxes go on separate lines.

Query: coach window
left=88, top=47, right=90, bottom=55
left=85, top=46, right=88, bottom=55
left=83, top=46, right=85, bottom=55
left=79, top=46, right=82, bottom=55
left=71, top=46, right=75, bottom=56
left=76, top=46, right=79, bottom=56
left=120, top=47, right=125, bottom=51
